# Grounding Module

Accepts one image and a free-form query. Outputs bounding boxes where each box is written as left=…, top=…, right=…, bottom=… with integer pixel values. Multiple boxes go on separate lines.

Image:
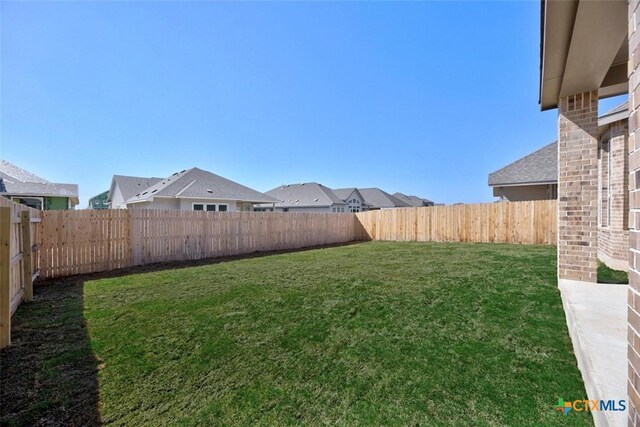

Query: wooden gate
left=0, top=203, right=41, bottom=348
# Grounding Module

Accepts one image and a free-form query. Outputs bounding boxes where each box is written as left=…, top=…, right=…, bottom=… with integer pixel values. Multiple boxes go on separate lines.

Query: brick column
left=557, top=91, right=599, bottom=283
left=628, top=1, right=640, bottom=423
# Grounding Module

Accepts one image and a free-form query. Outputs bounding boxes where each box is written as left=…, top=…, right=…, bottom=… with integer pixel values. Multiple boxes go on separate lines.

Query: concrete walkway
left=558, top=279, right=628, bottom=427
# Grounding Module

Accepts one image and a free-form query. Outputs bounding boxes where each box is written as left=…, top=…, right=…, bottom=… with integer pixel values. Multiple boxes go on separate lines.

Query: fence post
left=21, top=211, right=33, bottom=302
left=0, top=207, right=11, bottom=348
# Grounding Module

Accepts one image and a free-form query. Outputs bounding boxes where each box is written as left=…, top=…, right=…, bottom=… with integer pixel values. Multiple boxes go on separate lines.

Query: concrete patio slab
left=558, top=279, right=628, bottom=427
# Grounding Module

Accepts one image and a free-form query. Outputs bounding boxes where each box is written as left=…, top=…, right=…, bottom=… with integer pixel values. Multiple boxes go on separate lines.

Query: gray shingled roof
left=332, top=188, right=373, bottom=207
left=599, top=100, right=629, bottom=127
left=393, top=192, right=433, bottom=206
left=489, top=100, right=629, bottom=187
left=265, top=183, right=347, bottom=208
left=125, top=168, right=278, bottom=204
left=357, top=188, right=411, bottom=209
left=0, top=160, right=49, bottom=184
left=602, top=100, right=628, bottom=117
left=0, top=159, right=79, bottom=201
left=332, top=188, right=357, bottom=201
left=488, top=141, right=558, bottom=186
left=111, top=175, right=163, bottom=202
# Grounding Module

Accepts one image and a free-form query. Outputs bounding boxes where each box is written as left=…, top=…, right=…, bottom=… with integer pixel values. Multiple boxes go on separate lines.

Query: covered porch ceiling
left=539, top=0, right=628, bottom=111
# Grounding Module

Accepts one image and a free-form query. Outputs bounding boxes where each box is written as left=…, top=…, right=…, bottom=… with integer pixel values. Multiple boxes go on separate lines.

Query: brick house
left=488, top=102, right=630, bottom=271
left=539, top=0, right=639, bottom=423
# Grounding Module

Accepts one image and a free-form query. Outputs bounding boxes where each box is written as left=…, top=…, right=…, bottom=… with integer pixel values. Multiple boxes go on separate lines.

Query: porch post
left=557, top=91, right=599, bottom=283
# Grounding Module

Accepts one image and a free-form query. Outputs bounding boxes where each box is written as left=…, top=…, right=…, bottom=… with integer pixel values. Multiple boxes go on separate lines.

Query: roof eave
left=540, top=0, right=628, bottom=111
left=489, top=180, right=557, bottom=188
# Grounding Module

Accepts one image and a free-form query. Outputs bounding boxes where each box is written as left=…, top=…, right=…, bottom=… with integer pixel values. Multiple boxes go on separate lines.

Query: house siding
left=177, top=198, right=238, bottom=212
left=492, top=184, right=557, bottom=201
left=128, top=198, right=180, bottom=210
left=110, top=186, right=127, bottom=209
left=46, top=197, right=71, bottom=210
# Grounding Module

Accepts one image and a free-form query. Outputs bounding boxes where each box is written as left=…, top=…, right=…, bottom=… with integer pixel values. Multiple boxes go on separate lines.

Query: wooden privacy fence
left=355, top=200, right=557, bottom=245
left=38, top=209, right=357, bottom=278
left=1, top=198, right=558, bottom=348
left=0, top=197, right=41, bottom=347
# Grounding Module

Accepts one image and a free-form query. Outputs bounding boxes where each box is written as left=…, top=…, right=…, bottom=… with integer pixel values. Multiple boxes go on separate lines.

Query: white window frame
left=192, top=203, right=205, bottom=211
left=12, top=196, right=44, bottom=210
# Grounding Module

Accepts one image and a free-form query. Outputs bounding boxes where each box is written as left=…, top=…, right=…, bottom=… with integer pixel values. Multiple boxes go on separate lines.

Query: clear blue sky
left=0, top=1, right=627, bottom=206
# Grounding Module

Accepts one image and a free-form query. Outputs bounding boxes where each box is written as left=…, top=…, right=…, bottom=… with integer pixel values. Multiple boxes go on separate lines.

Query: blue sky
left=1, top=1, right=627, bottom=206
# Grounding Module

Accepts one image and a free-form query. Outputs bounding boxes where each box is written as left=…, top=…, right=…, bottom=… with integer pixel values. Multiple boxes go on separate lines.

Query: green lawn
left=1, top=242, right=592, bottom=426
left=598, top=261, right=629, bottom=284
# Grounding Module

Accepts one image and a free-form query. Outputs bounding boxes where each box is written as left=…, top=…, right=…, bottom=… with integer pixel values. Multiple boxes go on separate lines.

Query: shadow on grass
left=0, top=281, right=101, bottom=426
left=0, top=241, right=364, bottom=426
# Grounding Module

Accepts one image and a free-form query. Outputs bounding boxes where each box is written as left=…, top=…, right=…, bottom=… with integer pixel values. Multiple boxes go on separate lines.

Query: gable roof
left=332, top=188, right=357, bottom=201
left=111, top=175, right=163, bottom=202
left=488, top=141, right=558, bottom=187
left=0, top=159, right=79, bottom=202
left=332, top=187, right=372, bottom=206
left=393, top=192, right=433, bottom=206
left=265, top=183, right=347, bottom=208
left=124, top=168, right=278, bottom=204
left=357, top=188, right=411, bottom=209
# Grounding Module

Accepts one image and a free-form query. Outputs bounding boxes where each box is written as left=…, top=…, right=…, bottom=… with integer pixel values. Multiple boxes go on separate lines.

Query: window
left=193, top=204, right=204, bottom=211
left=599, top=140, right=611, bottom=227
left=206, top=205, right=216, bottom=212
left=12, top=197, right=43, bottom=210
left=218, top=205, right=228, bottom=212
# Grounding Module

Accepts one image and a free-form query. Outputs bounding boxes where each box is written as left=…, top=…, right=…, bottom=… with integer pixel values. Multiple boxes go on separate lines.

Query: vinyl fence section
left=38, top=210, right=358, bottom=278
left=354, top=200, right=557, bottom=245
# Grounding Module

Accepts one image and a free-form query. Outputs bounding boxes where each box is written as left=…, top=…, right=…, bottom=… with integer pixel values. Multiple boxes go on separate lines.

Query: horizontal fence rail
left=355, top=200, right=557, bottom=245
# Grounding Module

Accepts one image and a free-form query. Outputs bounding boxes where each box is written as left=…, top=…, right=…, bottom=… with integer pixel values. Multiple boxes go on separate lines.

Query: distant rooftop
left=121, top=167, right=277, bottom=205
left=265, top=183, right=346, bottom=208
left=0, top=159, right=79, bottom=202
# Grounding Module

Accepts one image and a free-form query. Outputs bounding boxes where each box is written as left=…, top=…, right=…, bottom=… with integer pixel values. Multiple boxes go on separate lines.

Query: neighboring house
left=488, top=142, right=558, bottom=202
left=263, top=184, right=431, bottom=213
left=108, top=168, right=278, bottom=211
left=0, top=159, right=79, bottom=210
left=88, top=190, right=109, bottom=210
left=393, top=192, right=434, bottom=207
left=262, top=183, right=348, bottom=213
left=487, top=102, right=630, bottom=271
left=332, top=188, right=372, bottom=213
left=356, top=188, right=411, bottom=210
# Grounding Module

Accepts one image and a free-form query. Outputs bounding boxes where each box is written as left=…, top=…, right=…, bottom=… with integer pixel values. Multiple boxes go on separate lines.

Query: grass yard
left=1, top=242, right=591, bottom=426
left=597, top=261, right=629, bottom=284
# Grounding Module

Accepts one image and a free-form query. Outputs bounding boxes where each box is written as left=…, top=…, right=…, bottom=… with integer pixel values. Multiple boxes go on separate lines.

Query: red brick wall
left=558, top=91, right=599, bottom=282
